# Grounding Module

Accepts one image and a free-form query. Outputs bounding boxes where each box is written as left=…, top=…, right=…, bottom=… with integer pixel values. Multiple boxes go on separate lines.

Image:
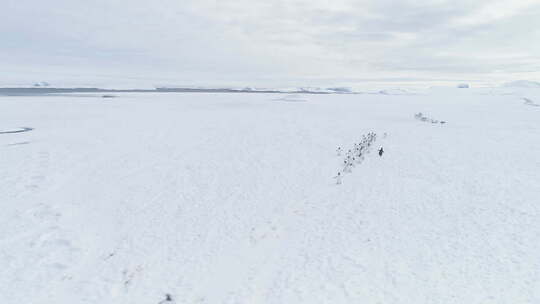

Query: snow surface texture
left=1, top=89, right=539, bottom=303
left=502, top=80, right=540, bottom=88
left=523, top=98, right=540, bottom=107
left=272, top=94, right=308, bottom=102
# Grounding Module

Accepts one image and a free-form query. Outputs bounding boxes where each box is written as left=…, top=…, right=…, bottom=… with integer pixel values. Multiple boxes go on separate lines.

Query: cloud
left=1, top=0, right=539, bottom=87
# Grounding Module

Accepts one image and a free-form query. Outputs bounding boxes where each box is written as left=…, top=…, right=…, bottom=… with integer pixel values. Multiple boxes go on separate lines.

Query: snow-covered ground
left=1, top=89, right=539, bottom=303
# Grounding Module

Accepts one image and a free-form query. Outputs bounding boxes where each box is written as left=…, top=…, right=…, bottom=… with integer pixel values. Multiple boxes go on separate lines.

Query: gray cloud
left=1, top=0, right=539, bottom=87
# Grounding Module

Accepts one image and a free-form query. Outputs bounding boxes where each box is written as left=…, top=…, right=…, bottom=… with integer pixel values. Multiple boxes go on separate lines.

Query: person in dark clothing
left=378, top=147, right=384, bottom=157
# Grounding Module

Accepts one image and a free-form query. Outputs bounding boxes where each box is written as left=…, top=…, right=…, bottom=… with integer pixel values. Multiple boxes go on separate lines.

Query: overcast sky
left=2, top=0, right=540, bottom=88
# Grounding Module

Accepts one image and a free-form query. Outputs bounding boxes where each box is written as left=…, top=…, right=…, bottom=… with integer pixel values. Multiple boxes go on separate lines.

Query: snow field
left=0, top=89, right=539, bottom=303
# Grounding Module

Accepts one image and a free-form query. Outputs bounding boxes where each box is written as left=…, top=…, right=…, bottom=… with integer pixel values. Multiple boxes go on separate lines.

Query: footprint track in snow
left=19, top=150, right=51, bottom=193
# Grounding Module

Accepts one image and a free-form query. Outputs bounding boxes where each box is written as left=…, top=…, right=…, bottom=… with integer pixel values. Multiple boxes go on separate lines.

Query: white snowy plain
left=1, top=88, right=539, bottom=304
